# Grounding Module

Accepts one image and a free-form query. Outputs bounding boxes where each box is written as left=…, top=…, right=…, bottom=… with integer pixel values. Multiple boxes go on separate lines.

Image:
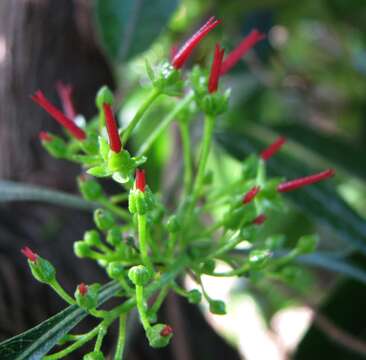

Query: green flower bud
left=106, top=227, right=122, bottom=246
left=107, top=262, right=125, bottom=280
left=265, top=234, right=285, bottom=250
left=93, top=209, right=115, bottom=231
left=83, top=350, right=105, bottom=360
left=128, top=265, right=152, bottom=286
left=41, top=135, right=67, bottom=158
left=128, top=188, right=154, bottom=215
left=77, top=177, right=103, bottom=201
left=296, top=234, right=318, bottom=254
left=197, top=90, right=230, bottom=117
left=96, top=86, right=114, bottom=109
left=248, top=250, right=271, bottom=270
left=74, top=241, right=91, bottom=258
left=146, top=323, right=173, bottom=348
left=29, top=257, right=56, bottom=284
left=152, top=62, right=184, bottom=96
left=83, top=230, right=102, bottom=247
left=187, top=289, right=202, bottom=304
left=200, top=260, right=215, bottom=274
left=75, top=283, right=100, bottom=310
left=209, top=300, right=226, bottom=315
left=166, top=215, right=180, bottom=233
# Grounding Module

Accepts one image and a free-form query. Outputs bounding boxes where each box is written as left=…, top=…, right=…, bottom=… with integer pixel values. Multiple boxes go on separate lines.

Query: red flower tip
left=243, top=186, right=261, bottom=205
left=220, top=29, right=266, bottom=76
left=260, top=136, right=286, bottom=161
left=103, top=103, right=122, bottom=153
left=135, top=169, right=146, bottom=192
left=56, top=81, right=77, bottom=120
left=39, top=131, right=53, bottom=142
left=21, top=246, right=38, bottom=262
left=78, top=283, right=88, bottom=296
left=160, top=325, right=173, bottom=337
left=277, top=169, right=336, bottom=193
left=208, top=43, right=225, bottom=93
left=31, top=90, right=86, bottom=140
left=252, top=214, right=266, bottom=225
left=172, top=16, right=221, bottom=69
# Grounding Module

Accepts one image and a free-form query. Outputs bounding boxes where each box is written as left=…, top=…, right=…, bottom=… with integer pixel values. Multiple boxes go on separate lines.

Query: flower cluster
left=21, top=16, right=335, bottom=359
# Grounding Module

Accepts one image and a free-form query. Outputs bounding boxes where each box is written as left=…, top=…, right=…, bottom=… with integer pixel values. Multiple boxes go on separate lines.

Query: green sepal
left=107, top=149, right=134, bottom=173
left=146, top=323, right=173, bottom=348
left=197, top=90, right=230, bottom=117
left=75, top=283, right=100, bottom=310
left=98, top=136, right=110, bottom=161
left=152, top=62, right=184, bottom=96
left=29, top=257, right=56, bottom=284
left=209, top=299, right=227, bottom=315
left=41, top=135, right=67, bottom=158
left=107, top=262, right=125, bottom=280
left=77, top=177, right=103, bottom=201
left=128, top=187, right=154, bottom=215
left=87, top=166, right=110, bottom=177
left=145, top=58, right=155, bottom=81
left=96, top=86, right=114, bottom=109
left=128, top=265, right=152, bottom=286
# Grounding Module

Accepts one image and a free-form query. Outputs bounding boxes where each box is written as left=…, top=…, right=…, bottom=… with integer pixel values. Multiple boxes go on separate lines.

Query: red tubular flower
left=78, top=283, right=88, bottom=296
left=31, top=90, right=86, bottom=140
left=277, top=169, right=335, bottom=193
left=56, top=81, right=77, bottom=120
left=208, top=44, right=225, bottom=93
left=220, top=29, right=266, bottom=76
left=260, top=136, right=286, bottom=161
left=135, top=169, right=146, bottom=192
left=160, top=325, right=173, bottom=337
left=103, top=103, right=122, bottom=153
left=243, top=186, right=260, bottom=205
left=39, top=131, right=53, bottom=142
left=21, top=246, right=38, bottom=262
left=252, top=214, right=266, bottom=225
left=172, top=16, right=221, bottom=69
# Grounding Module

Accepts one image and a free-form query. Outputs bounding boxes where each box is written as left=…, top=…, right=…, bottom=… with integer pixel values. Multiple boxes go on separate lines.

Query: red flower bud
left=160, top=325, right=173, bottom=337
left=172, top=16, right=221, bottom=69
left=277, top=169, right=335, bottom=193
left=252, top=214, right=266, bottom=225
left=220, top=29, right=266, bottom=76
left=261, top=136, right=286, bottom=161
left=208, top=44, right=225, bottom=93
left=135, top=169, right=146, bottom=192
left=31, top=90, right=86, bottom=140
left=21, top=246, right=38, bottom=262
left=39, top=131, right=53, bottom=142
left=243, top=186, right=260, bottom=205
left=56, top=81, right=77, bottom=120
left=78, top=282, right=88, bottom=296
left=103, top=103, right=122, bottom=153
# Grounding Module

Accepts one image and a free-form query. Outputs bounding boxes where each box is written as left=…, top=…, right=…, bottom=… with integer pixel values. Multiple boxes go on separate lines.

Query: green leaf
left=94, top=0, right=179, bottom=61
left=0, top=181, right=96, bottom=211
left=0, top=282, right=120, bottom=360
left=273, top=124, right=366, bottom=181
left=216, top=130, right=366, bottom=254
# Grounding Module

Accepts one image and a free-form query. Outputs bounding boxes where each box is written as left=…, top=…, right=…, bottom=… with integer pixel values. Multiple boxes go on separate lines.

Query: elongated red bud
left=78, top=282, right=88, bottom=296
left=243, top=186, right=260, bottom=205
left=208, top=44, right=225, bottom=93
left=31, top=90, right=86, bottom=140
left=103, top=103, right=122, bottom=153
left=21, top=246, right=38, bottom=262
left=172, top=17, right=221, bottom=69
left=252, top=214, right=266, bottom=225
left=261, top=137, right=286, bottom=161
left=278, top=169, right=335, bottom=193
left=56, top=81, right=77, bottom=120
left=135, top=169, right=146, bottom=192
left=220, top=29, right=266, bottom=75
left=160, top=325, right=173, bottom=337
left=39, top=131, right=53, bottom=142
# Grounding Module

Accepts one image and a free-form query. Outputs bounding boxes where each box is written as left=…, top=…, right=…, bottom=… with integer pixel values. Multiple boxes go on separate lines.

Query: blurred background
left=0, top=0, right=365, bottom=359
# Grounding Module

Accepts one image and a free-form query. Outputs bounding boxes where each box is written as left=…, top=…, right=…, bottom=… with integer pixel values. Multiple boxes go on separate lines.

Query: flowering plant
left=15, top=17, right=335, bottom=359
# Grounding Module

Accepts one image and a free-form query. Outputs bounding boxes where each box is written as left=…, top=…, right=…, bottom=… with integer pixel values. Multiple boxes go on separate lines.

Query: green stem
left=136, top=285, right=151, bottom=330
left=179, top=121, right=193, bottom=196
left=94, top=325, right=107, bottom=351
left=192, top=114, right=215, bottom=200
left=114, top=314, right=127, bottom=360
left=49, top=280, right=75, bottom=305
left=137, top=214, right=153, bottom=270
left=99, top=198, right=130, bottom=221
left=110, top=193, right=129, bottom=204
left=122, top=88, right=161, bottom=144
left=149, top=285, right=169, bottom=315
left=137, top=92, right=194, bottom=156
